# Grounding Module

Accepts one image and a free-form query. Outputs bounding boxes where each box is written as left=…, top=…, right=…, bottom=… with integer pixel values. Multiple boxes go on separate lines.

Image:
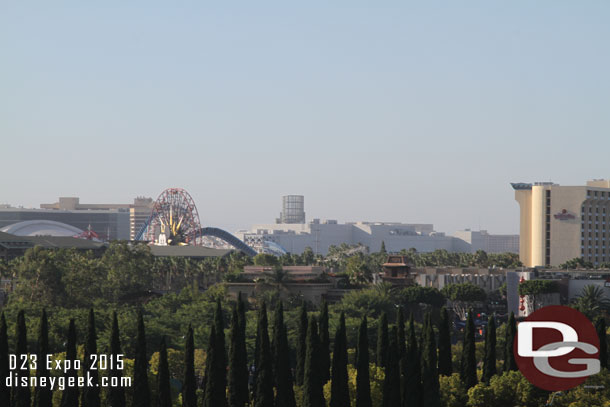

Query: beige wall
left=530, top=186, right=547, bottom=267
left=549, top=187, right=586, bottom=266
left=515, top=189, right=533, bottom=266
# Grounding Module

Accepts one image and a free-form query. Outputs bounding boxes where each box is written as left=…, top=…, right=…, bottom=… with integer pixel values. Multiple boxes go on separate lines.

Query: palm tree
left=573, top=285, right=610, bottom=320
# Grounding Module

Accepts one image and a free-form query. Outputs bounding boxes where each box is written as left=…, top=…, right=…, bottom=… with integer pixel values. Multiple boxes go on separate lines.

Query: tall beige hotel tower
left=513, top=179, right=610, bottom=267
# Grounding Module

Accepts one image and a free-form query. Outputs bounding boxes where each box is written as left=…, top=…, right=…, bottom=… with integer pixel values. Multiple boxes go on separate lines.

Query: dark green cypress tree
left=214, top=300, right=227, bottom=392
left=157, top=337, right=172, bottom=407
left=83, top=309, right=100, bottom=407
left=460, top=309, right=477, bottom=390
left=237, top=293, right=247, bottom=341
left=376, top=312, right=389, bottom=368
left=253, top=303, right=274, bottom=407
left=14, top=310, right=30, bottom=407
left=380, top=241, right=387, bottom=254
left=396, top=309, right=406, bottom=361
left=318, top=300, right=330, bottom=384
left=272, top=302, right=296, bottom=407
left=421, top=313, right=440, bottom=407
left=60, top=319, right=79, bottom=407
left=356, top=316, right=372, bottom=407
left=504, top=311, right=518, bottom=372
left=437, top=307, right=452, bottom=376
left=330, top=312, right=350, bottom=407
left=252, top=304, right=261, bottom=401
left=34, top=309, right=52, bottom=407
left=228, top=303, right=249, bottom=407
left=482, top=315, right=497, bottom=383
left=133, top=310, right=150, bottom=407
left=0, top=313, right=9, bottom=407
left=403, top=314, right=422, bottom=407
left=303, top=317, right=325, bottom=407
left=203, top=325, right=228, bottom=407
left=183, top=325, right=197, bottom=407
left=382, top=327, right=400, bottom=407
left=295, top=302, right=308, bottom=386
left=596, top=317, right=608, bottom=369
left=108, top=312, right=126, bottom=407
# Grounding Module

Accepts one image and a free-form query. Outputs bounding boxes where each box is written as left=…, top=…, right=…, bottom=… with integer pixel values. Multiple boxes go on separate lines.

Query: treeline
left=0, top=243, right=521, bottom=309
left=0, top=298, right=529, bottom=407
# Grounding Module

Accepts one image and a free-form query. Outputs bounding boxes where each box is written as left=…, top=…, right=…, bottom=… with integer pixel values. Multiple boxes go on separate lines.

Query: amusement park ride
left=134, top=188, right=257, bottom=256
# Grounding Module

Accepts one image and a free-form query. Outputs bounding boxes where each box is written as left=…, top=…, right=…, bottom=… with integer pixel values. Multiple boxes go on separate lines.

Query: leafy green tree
left=296, top=302, right=308, bottom=386
left=518, top=280, right=560, bottom=314
left=441, top=284, right=486, bottom=320
left=380, top=241, right=387, bottom=254
left=559, top=257, right=594, bottom=269
left=338, top=284, right=399, bottom=318
left=301, top=247, right=316, bottom=266
left=108, top=311, right=126, bottom=407
left=465, top=383, right=494, bottom=407
left=253, top=253, right=280, bottom=267
left=439, top=374, right=466, bottom=407
left=83, top=309, right=100, bottom=407
left=421, top=313, right=440, bottom=407
left=156, top=337, right=172, bottom=407
left=103, top=242, right=154, bottom=302
left=253, top=303, right=273, bottom=407
left=482, top=315, right=497, bottom=383
left=572, top=285, right=610, bottom=320
left=0, top=313, right=9, bottom=407
left=183, top=325, right=197, bottom=407
left=503, top=312, right=517, bottom=372
left=272, top=302, right=296, bottom=407
left=376, top=312, right=388, bottom=368
left=596, top=317, right=608, bottom=369
left=460, top=310, right=477, bottom=390
left=10, top=247, right=65, bottom=306
left=61, top=319, right=79, bottom=407
left=401, top=286, right=446, bottom=308
left=345, top=254, right=373, bottom=285
left=133, top=311, right=151, bottom=407
left=487, top=371, right=535, bottom=407
left=382, top=326, right=401, bottom=407
left=203, top=324, right=228, bottom=407
left=356, top=316, right=372, bottom=407
left=319, top=300, right=331, bottom=384
left=404, top=315, right=422, bottom=407
left=438, top=307, right=452, bottom=376
left=14, top=310, right=30, bottom=407
left=303, top=316, right=325, bottom=407
left=33, top=309, right=52, bottom=407
left=228, top=301, right=249, bottom=407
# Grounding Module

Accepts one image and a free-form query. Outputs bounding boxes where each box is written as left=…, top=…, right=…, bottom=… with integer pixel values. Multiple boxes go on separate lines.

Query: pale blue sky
left=1, top=1, right=609, bottom=234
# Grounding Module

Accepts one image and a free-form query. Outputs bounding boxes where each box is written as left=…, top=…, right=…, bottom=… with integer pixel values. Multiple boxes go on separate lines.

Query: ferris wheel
left=143, top=188, right=202, bottom=245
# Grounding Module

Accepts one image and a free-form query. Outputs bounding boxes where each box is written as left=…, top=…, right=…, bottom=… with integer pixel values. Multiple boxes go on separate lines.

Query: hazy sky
left=1, top=1, right=609, bottom=235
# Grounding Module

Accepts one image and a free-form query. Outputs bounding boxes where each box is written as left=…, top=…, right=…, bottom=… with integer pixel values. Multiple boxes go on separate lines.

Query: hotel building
left=512, top=179, right=610, bottom=267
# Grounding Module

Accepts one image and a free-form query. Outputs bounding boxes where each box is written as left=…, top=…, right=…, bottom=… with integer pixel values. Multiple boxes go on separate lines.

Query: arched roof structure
left=0, top=220, right=84, bottom=237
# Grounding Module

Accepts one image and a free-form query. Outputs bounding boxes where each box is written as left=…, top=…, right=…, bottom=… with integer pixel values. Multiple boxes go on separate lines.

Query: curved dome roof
left=1, top=220, right=84, bottom=237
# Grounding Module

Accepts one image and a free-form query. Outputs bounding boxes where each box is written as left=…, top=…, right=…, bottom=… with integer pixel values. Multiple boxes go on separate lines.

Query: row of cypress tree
left=0, top=308, right=126, bottom=407
left=3, top=300, right=583, bottom=407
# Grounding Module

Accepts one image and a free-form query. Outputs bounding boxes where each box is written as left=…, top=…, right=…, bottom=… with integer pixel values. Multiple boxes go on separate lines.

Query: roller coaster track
left=135, top=217, right=257, bottom=256
left=198, top=227, right=257, bottom=257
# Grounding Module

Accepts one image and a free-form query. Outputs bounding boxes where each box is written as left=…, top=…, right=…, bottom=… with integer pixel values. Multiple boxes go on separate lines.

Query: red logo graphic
left=514, top=306, right=599, bottom=391
left=554, top=209, right=576, bottom=220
